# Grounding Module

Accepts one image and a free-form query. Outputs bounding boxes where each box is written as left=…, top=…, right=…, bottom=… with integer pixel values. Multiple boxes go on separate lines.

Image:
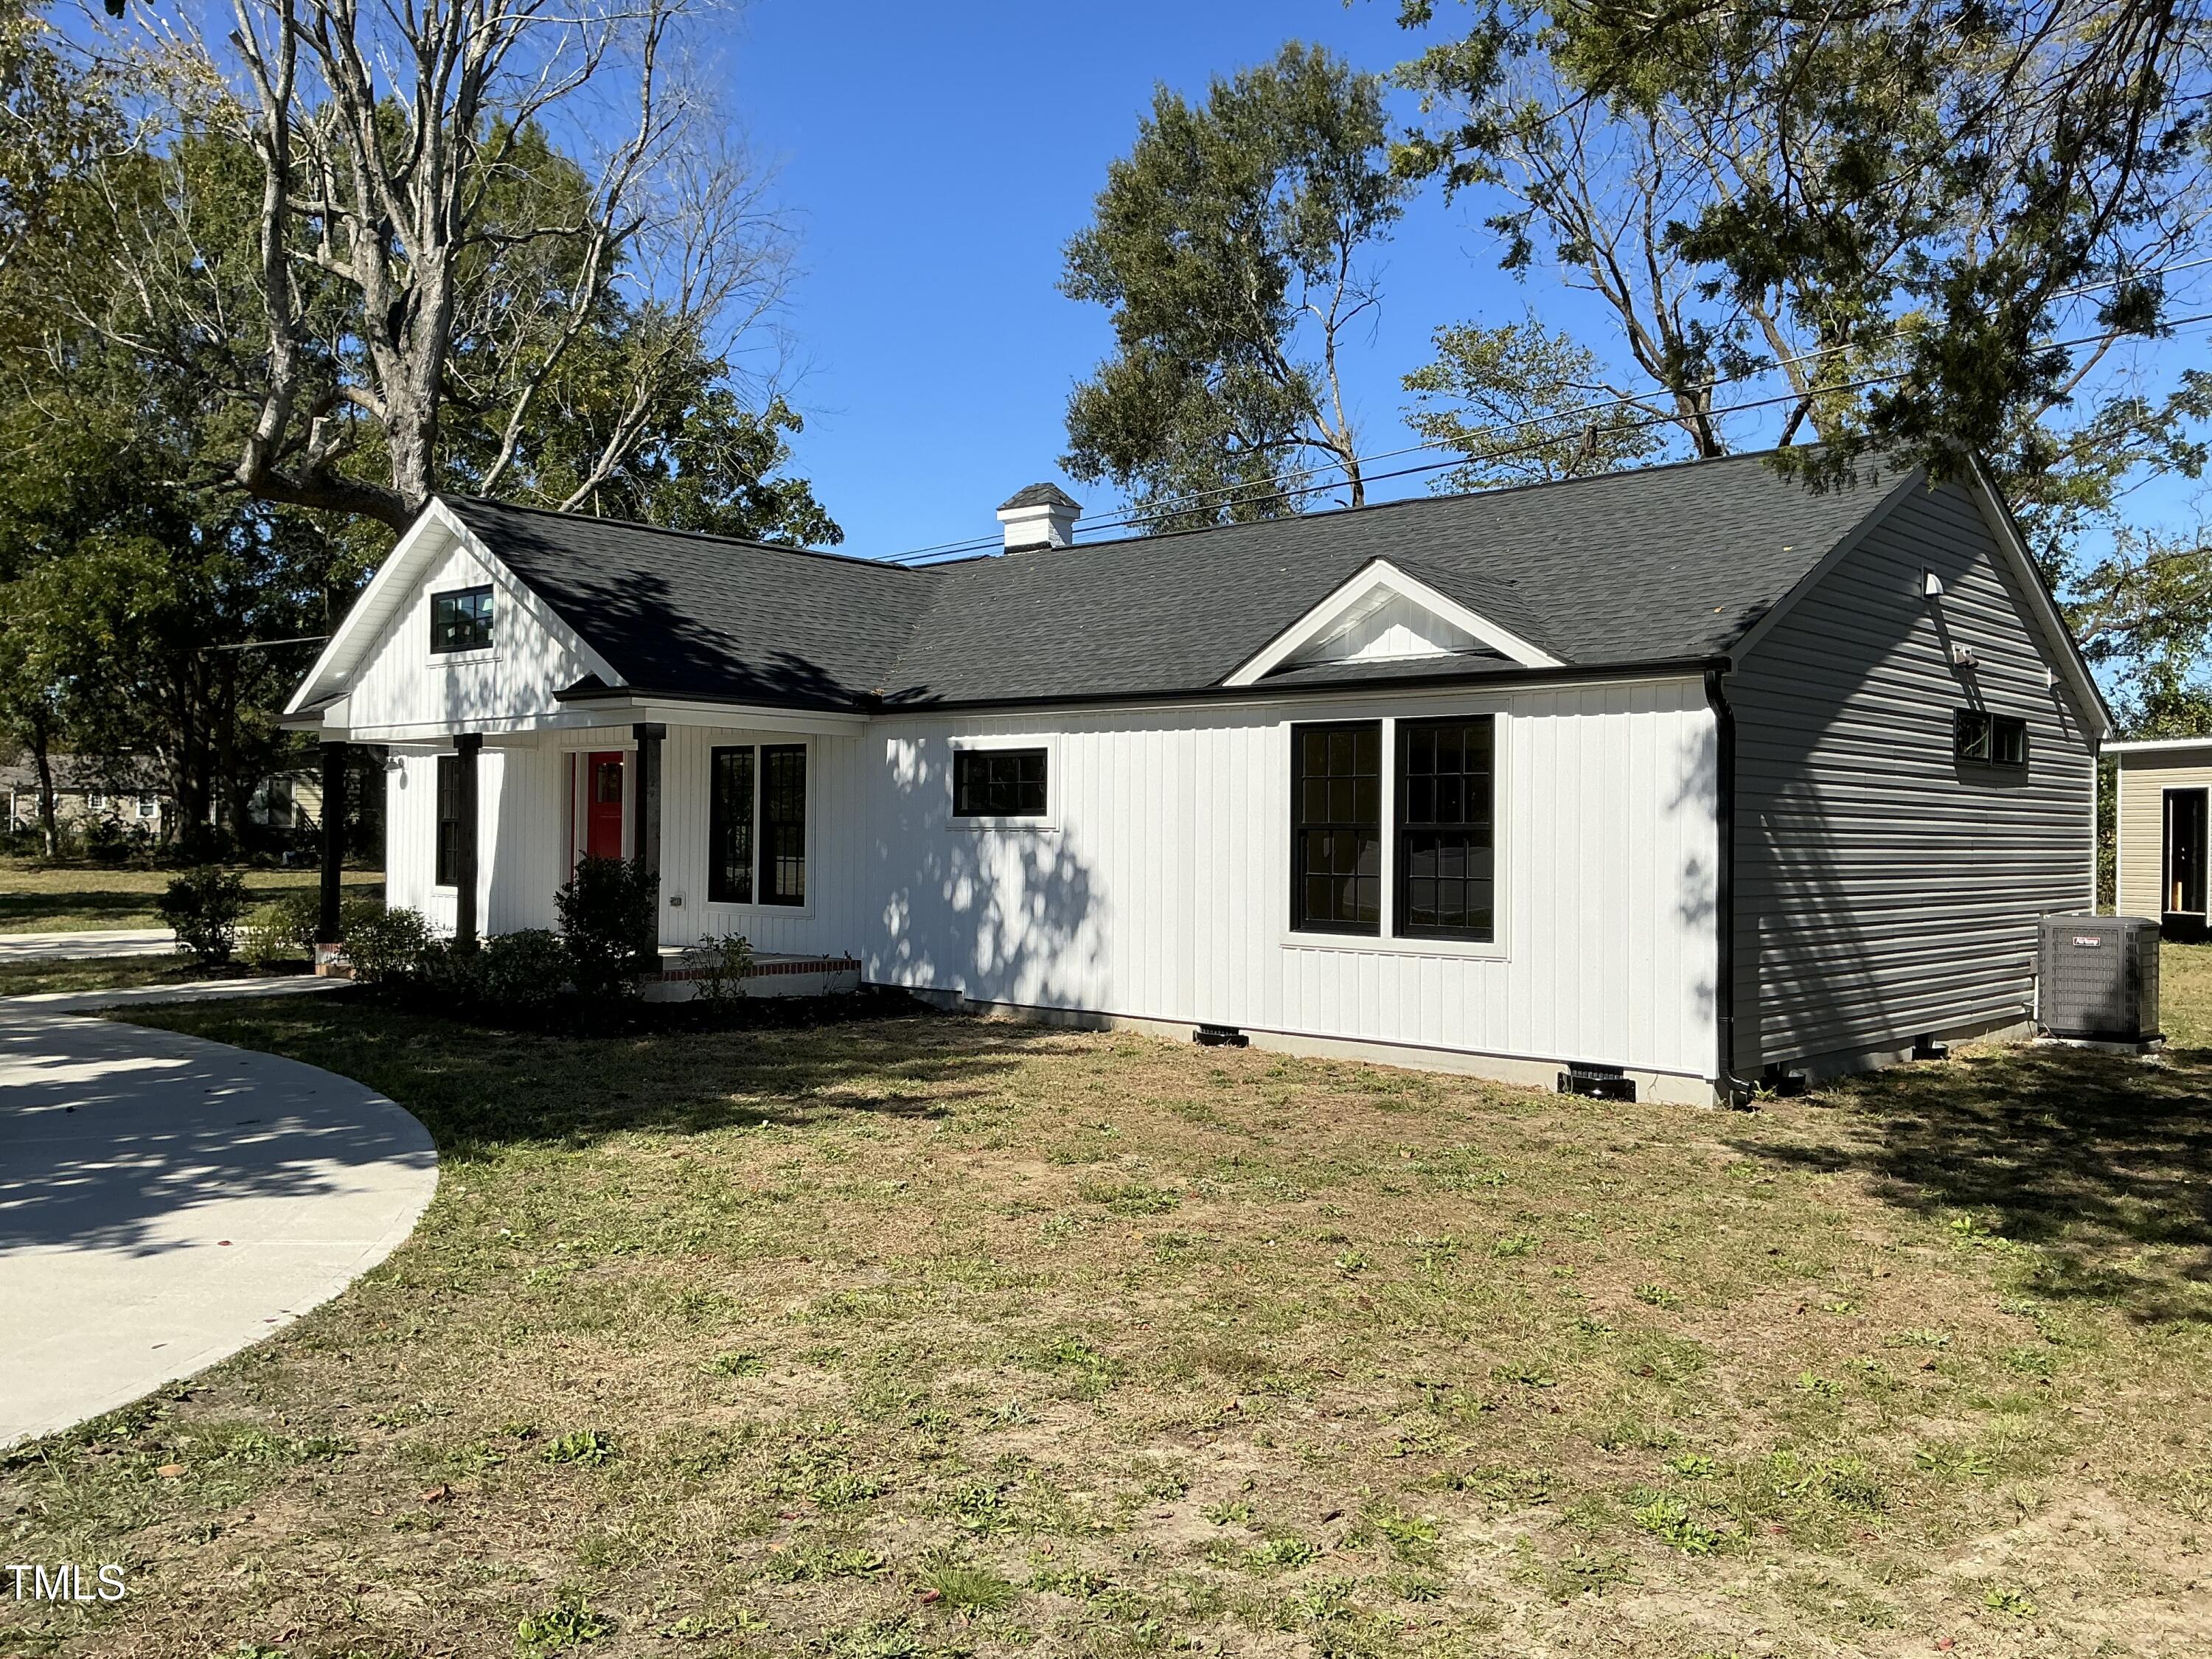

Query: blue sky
left=724, top=0, right=1551, bottom=559
left=717, top=0, right=2210, bottom=563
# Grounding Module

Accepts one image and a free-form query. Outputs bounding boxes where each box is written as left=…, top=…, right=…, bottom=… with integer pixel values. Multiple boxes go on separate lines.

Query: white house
left=282, top=453, right=2109, bottom=1105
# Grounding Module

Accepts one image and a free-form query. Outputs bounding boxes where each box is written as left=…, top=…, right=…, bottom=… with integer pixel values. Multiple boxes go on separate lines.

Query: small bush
left=158, top=867, right=249, bottom=964
left=681, top=931, right=754, bottom=1001
left=240, top=891, right=320, bottom=967
left=482, top=929, right=569, bottom=1009
left=346, top=905, right=432, bottom=983
left=554, top=855, right=656, bottom=1001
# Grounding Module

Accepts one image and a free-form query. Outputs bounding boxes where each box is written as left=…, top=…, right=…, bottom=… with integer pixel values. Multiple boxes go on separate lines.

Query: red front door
left=585, top=751, right=625, bottom=860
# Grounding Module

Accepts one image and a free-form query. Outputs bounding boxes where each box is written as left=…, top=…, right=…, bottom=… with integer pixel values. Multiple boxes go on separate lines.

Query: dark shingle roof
left=445, top=498, right=937, bottom=712
left=442, top=452, right=1910, bottom=712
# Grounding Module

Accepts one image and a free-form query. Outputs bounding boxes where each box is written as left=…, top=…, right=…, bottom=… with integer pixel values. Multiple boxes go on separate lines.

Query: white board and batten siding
left=1727, top=479, right=2098, bottom=1073
left=863, top=677, right=1721, bottom=1094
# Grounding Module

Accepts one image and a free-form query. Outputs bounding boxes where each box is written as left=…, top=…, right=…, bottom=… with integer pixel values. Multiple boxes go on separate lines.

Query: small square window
left=1954, top=709, right=2027, bottom=770
left=431, top=586, right=494, bottom=653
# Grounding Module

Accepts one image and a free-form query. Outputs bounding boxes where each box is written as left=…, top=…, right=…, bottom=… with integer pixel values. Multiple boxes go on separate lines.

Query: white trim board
left=1222, top=558, right=1562, bottom=686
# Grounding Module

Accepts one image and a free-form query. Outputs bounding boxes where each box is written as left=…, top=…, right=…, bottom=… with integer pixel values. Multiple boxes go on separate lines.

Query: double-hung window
left=1290, top=714, right=1498, bottom=943
left=431, top=585, right=494, bottom=653
left=1397, top=717, right=1495, bottom=939
left=434, top=754, right=461, bottom=886
left=706, top=742, right=807, bottom=906
left=1292, top=723, right=1383, bottom=933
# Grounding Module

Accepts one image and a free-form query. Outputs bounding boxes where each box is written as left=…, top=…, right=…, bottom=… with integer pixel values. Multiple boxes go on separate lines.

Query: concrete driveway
left=0, top=928, right=176, bottom=960
left=0, top=1007, right=437, bottom=1446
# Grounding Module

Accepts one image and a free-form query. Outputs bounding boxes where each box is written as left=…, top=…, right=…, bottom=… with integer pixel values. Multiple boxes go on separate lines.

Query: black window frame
left=1290, top=720, right=1383, bottom=936
left=1954, top=708, right=2029, bottom=770
left=430, top=585, right=495, bottom=653
left=761, top=744, right=807, bottom=906
left=707, top=745, right=757, bottom=905
left=434, top=754, right=461, bottom=887
left=1394, top=714, right=1497, bottom=942
left=953, top=747, right=1049, bottom=818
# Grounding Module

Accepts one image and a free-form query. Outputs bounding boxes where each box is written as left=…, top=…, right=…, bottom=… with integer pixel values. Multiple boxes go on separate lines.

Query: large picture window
left=1291, top=721, right=1382, bottom=933
left=703, top=743, right=807, bottom=906
left=954, top=748, right=1048, bottom=818
left=434, top=754, right=461, bottom=886
left=707, top=746, right=756, bottom=904
left=762, top=745, right=807, bottom=905
left=431, top=585, right=494, bottom=653
left=1397, top=717, right=1495, bottom=940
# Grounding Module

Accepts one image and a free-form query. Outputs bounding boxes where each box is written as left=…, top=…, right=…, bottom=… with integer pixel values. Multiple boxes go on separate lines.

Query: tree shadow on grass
left=1728, top=1043, right=2212, bottom=1325
left=133, top=993, right=1055, bottom=1166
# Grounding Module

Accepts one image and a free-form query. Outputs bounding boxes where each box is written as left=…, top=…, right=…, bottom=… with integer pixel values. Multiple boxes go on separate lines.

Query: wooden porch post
left=633, top=722, right=664, bottom=961
left=455, top=733, right=482, bottom=949
left=316, top=740, right=347, bottom=961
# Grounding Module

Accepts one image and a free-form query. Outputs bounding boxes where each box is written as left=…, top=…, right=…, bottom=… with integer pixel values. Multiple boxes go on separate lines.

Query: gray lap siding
left=1727, top=479, right=2096, bottom=1072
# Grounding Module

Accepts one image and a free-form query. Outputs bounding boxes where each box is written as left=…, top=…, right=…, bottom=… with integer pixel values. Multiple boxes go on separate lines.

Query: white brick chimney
left=995, top=482, right=1082, bottom=552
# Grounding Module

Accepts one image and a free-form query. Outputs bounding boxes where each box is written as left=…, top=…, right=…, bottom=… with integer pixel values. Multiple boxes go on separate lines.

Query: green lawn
left=4, top=993, right=2208, bottom=1658
left=0, top=858, right=382, bottom=933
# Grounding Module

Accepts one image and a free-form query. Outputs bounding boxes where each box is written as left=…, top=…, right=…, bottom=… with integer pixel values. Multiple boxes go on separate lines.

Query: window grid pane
left=708, top=746, right=755, bottom=904
left=431, top=586, right=494, bottom=653
left=1292, top=721, right=1382, bottom=933
left=762, top=745, right=806, bottom=905
left=1397, top=717, right=1494, bottom=940
left=434, top=754, right=460, bottom=887
left=954, top=748, right=1049, bottom=817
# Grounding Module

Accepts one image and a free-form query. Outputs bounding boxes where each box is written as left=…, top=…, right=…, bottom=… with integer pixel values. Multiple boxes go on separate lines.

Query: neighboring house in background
left=2107, top=737, right=2212, bottom=939
left=1, top=757, right=167, bottom=837
left=282, top=451, right=2109, bottom=1104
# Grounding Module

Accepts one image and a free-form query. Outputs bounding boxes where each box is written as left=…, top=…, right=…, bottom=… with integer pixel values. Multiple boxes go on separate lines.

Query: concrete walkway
left=0, top=1006, right=437, bottom=1447
left=0, top=927, right=175, bottom=960
left=4, top=975, right=349, bottom=1015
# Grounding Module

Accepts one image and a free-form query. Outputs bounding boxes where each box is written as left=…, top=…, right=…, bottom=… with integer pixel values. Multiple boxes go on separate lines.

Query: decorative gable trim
left=282, top=498, right=625, bottom=724
left=1222, top=558, right=1562, bottom=687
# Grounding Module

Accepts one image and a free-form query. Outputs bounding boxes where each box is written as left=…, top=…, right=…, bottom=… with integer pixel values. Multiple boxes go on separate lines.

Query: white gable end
left=1224, top=558, right=1561, bottom=686
left=284, top=499, right=621, bottom=740
left=1293, top=588, right=1486, bottom=666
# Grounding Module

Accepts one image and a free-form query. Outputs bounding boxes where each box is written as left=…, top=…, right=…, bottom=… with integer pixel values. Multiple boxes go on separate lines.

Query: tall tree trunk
left=28, top=705, right=57, bottom=860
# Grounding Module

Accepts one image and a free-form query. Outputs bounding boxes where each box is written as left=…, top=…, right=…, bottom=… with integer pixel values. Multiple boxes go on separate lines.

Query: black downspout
left=1705, top=668, right=1750, bottom=1107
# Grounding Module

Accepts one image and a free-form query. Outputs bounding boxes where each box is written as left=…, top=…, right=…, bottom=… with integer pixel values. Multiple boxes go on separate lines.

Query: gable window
left=1955, top=709, right=2028, bottom=769
left=431, top=585, right=494, bottom=653
left=1397, top=717, right=1495, bottom=939
left=955, top=748, right=1048, bottom=818
left=434, top=754, right=461, bottom=886
left=705, top=742, right=805, bottom=906
left=707, top=746, right=756, bottom=904
left=762, top=745, right=807, bottom=905
left=1292, top=721, right=1382, bottom=934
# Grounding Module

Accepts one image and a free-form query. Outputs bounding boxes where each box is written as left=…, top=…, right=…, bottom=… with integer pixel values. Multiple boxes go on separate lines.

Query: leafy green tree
left=1402, top=316, right=1663, bottom=488
left=1062, top=42, right=1411, bottom=531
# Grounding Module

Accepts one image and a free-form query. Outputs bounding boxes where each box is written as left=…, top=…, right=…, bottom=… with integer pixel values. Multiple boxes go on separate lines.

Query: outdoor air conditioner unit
left=2037, top=914, right=2161, bottom=1043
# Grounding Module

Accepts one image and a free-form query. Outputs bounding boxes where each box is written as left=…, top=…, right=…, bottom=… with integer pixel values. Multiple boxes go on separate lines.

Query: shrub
left=157, top=868, right=249, bottom=964
left=554, top=855, right=655, bottom=1001
left=345, top=905, right=431, bottom=984
left=240, top=891, right=321, bottom=967
left=481, top=928, right=569, bottom=1010
left=411, top=937, right=485, bottom=1003
left=681, top=931, right=754, bottom=1002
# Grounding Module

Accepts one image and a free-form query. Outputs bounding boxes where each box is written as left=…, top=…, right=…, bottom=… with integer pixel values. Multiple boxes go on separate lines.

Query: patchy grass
left=2162, top=940, right=2212, bottom=1048
left=0, top=954, right=296, bottom=999
left=0, top=858, right=381, bottom=933
left=4, top=998, right=2210, bottom=1658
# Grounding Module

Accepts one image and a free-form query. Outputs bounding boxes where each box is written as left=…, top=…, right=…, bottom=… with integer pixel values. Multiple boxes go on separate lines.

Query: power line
left=880, top=262, right=2212, bottom=566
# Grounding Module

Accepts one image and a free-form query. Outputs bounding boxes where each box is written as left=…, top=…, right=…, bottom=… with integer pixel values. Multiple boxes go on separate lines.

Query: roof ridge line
left=441, top=494, right=930, bottom=577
